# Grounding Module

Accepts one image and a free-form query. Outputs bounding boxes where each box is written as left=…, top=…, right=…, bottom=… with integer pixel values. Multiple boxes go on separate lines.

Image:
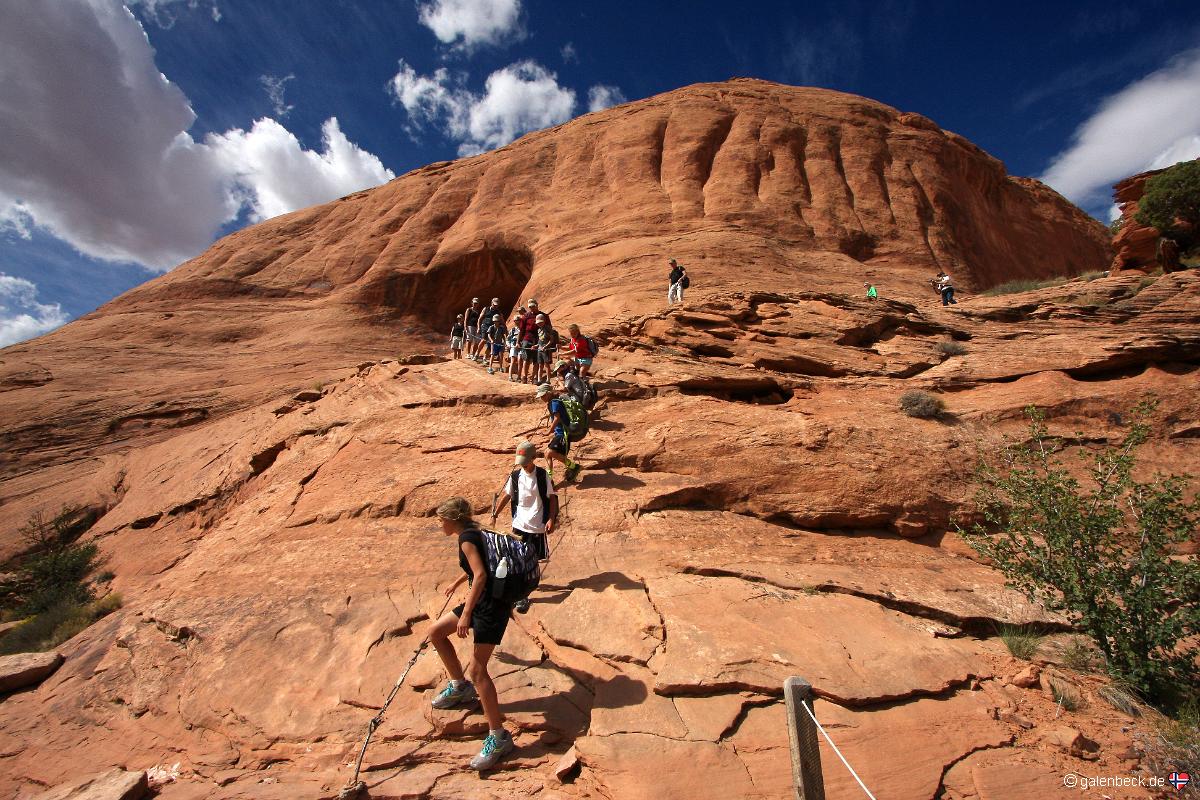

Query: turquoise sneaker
left=469, top=730, right=514, bottom=770
left=431, top=680, right=477, bottom=710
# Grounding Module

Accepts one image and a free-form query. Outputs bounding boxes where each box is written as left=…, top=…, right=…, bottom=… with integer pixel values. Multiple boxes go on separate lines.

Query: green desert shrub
left=997, top=623, right=1041, bottom=660
left=0, top=507, right=119, bottom=655
left=983, top=276, right=1068, bottom=296
left=963, top=402, right=1200, bottom=710
left=1136, top=160, right=1200, bottom=245
left=899, top=390, right=945, bottom=419
left=0, top=594, right=122, bottom=656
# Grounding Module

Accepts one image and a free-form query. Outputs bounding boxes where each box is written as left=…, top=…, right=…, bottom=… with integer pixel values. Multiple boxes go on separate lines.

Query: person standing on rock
left=486, top=314, right=505, bottom=375
left=534, top=315, right=559, bottom=384
left=564, top=323, right=595, bottom=379
left=865, top=282, right=878, bottom=301
left=518, top=300, right=549, bottom=384
left=934, top=271, right=957, bottom=306
left=450, top=314, right=465, bottom=359
left=668, top=259, right=688, bottom=305
left=536, top=383, right=581, bottom=482
left=428, top=496, right=516, bottom=771
left=491, top=441, right=557, bottom=614
left=506, top=310, right=524, bottom=382
left=463, top=298, right=484, bottom=361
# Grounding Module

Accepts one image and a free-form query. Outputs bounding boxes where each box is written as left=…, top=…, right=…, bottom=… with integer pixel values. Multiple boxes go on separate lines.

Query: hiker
left=482, top=297, right=504, bottom=339
left=564, top=323, right=596, bottom=379
left=506, top=311, right=524, bottom=382
left=518, top=300, right=549, bottom=384
left=534, top=315, right=559, bottom=385
left=463, top=298, right=484, bottom=361
left=933, top=271, right=957, bottom=306
left=554, top=360, right=590, bottom=408
left=450, top=314, right=465, bottom=359
left=668, top=258, right=688, bottom=305
left=485, top=314, right=505, bottom=374
left=427, top=496, right=516, bottom=770
left=865, top=283, right=878, bottom=301
left=491, top=441, right=557, bottom=613
left=476, top=310, right=496, bottom=367
left=536, top=383, right=582, bottom=482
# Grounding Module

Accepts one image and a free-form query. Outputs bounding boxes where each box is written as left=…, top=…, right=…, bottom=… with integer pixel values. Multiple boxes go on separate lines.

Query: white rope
left=799, top=699, right=878, bottom=800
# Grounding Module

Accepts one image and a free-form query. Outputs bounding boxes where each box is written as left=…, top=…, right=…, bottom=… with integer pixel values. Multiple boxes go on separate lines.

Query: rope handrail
left=798, top=699, right=877, bottom=800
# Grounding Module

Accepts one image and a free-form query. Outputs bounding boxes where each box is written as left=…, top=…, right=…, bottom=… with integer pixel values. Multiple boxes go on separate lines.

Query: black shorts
left=516, top=528, right=549, bottom=560
left=549, top=433, right=569, bottom=456
left=452, top=600, right=511, bottom=645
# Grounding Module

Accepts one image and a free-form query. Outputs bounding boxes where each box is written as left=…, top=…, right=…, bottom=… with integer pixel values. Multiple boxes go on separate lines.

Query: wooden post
left=784, top=676, right=826, bottom=800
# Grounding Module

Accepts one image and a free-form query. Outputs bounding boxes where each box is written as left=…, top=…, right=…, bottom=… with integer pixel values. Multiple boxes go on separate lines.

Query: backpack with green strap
left=558, top=395, right=590, bottom=442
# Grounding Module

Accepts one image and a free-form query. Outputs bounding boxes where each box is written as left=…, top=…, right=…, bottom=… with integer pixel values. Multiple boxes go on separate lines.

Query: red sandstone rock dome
left=2, top=80, right=1194, bottom=800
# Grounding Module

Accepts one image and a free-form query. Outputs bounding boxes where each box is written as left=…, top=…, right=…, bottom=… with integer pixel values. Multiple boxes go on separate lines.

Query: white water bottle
left=496, top=557, right=509, bottom=579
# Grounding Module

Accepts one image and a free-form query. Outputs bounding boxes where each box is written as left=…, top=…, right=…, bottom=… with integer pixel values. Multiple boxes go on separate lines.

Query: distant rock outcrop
left=1110, top=159, right=1196, bottom=273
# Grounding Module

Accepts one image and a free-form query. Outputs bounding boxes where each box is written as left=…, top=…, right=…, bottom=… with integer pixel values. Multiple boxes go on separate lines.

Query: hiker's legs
left=948, top=287, right=957, bottom=304
left=468, top=644, right=502, bottom=730
left=941, top=289, right=950, bottom=306
left=428, top=611, right=466, bottom=682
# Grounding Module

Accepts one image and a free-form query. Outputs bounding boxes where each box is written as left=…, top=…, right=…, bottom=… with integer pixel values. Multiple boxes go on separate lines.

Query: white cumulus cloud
left=390, top=59, right=576, bottom=156
left=0, top=274, right=70, bottom=348
left=587, top=84, right=626, bottom=113
left=417, top=0, right=523, bottom=48
left=0, top=0, right=393, bottom=271
left=208, top=117, right=393, bottom=221
left=1040, top=49, right=1200, bottom=209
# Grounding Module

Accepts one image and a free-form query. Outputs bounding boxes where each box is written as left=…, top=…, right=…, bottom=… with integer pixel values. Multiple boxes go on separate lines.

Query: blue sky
left=2, top=0, right=1199, bottom=346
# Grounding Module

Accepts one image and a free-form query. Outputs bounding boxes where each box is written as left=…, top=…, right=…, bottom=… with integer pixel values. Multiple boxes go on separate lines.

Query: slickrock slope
left=0, top=79, right=1109, bottom=512
left=1, top=81, right=1192, bottom=800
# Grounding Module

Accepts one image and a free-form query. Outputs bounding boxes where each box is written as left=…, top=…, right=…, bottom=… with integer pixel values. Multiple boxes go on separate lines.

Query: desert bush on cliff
left=1136, top=160, right=1200, bottom=245
left=0, top=506, right=101, bottom=617
left=937, top=339, right=967, bottom=357
left=963, top=403, right=1200, bottom=709
left=0, top=506, right=121, bottom=655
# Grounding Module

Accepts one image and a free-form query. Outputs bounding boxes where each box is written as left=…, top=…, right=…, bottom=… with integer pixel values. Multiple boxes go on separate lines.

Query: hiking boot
left=469, top=730, right=514, bottom=771
left=565, top=463, right=583, bottom=482
left=513, top=598, right=531, bottom=614
left=487, top=367, right=495, bottom=374
left=431, top=680, right=477, bottom=710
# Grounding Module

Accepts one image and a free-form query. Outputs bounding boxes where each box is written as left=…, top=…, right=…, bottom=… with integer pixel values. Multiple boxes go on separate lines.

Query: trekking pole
left=338, top=590, right=455, bottom=800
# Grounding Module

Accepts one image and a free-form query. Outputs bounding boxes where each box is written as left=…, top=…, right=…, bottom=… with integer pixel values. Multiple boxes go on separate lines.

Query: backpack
left=582, top=335, right=600, bottom=357
left=558, top=395, right=590, bottom=442
left=580, top=379, right=598, bottom=411
left=509, top=467, right=552, bottom=525
left=476, top=528, right=540, bottom=604
left=680, top=274, right=690, bottom=289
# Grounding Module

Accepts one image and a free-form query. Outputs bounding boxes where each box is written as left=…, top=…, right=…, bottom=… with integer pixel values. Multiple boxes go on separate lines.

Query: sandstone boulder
left=32, top=769, right=147, bottom=800
left=0, top=651, right=64, bottom=693
left=1041, top=726, right=1100, bottom=760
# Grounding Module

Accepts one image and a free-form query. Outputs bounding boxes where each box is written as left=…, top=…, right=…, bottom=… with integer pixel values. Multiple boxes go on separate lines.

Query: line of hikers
left=416, top=288, right=611, bottom=772
left=450, top=296, right=599, bottom=385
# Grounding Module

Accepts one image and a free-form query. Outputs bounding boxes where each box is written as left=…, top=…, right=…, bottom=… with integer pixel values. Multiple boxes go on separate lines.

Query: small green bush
left=1136, top=160, right=1200, bottom=245
left=937, top=340, right=967, bottom=357
left=963, top=402, right=1200, bottom=709
left=983, top=277, right=1068, bottom=296
left=997, top=624, right=1041, bottom=660
left=0, top=507, right=101, bottom=616
left=0, top=594, right=122, bottom=656
left=900, top=390, right=945, bottom=419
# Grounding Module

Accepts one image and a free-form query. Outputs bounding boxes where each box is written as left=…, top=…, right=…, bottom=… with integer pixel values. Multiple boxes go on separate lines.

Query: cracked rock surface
left=0, top=80, right=1192, bottom=799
